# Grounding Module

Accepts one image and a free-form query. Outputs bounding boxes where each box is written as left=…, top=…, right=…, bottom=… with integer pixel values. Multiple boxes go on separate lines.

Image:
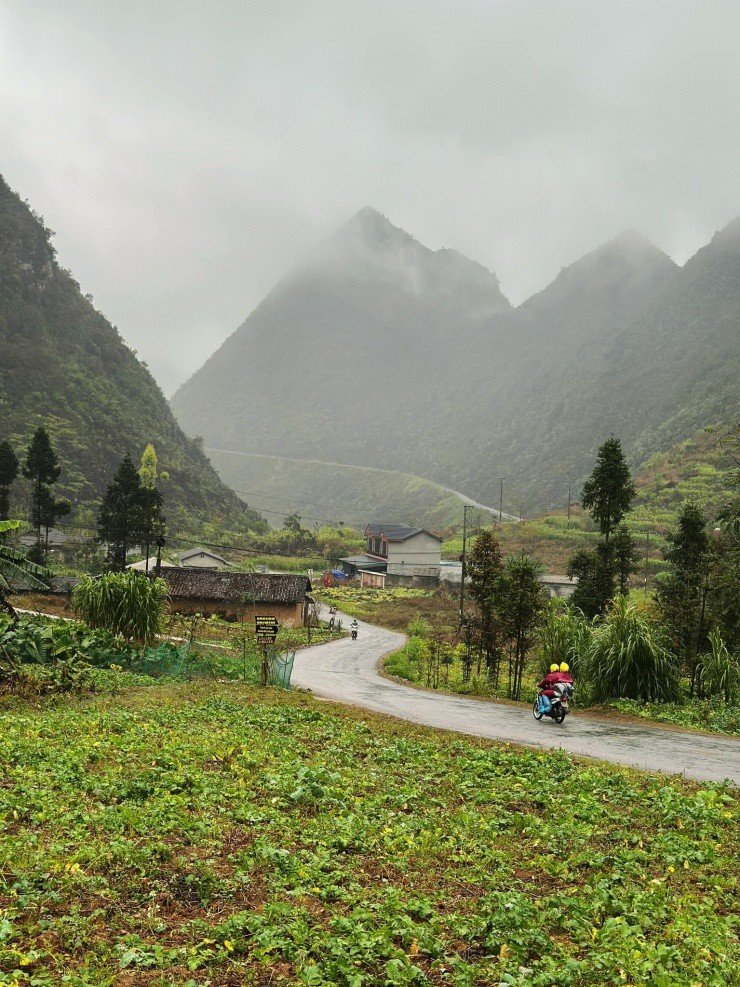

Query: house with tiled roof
left=154, top=569, right=311, bottom=625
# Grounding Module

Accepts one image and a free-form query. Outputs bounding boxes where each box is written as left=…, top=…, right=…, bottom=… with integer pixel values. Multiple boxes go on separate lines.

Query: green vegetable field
left=0, top=683, right=737, bottom=986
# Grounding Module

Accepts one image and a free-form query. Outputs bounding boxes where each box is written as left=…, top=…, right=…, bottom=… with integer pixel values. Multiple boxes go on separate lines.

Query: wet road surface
left=292, top=612, right=740, bottom=785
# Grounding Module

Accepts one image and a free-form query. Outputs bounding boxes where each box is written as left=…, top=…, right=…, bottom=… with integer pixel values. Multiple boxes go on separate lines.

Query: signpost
left=255, top=616, right=279, bottom=685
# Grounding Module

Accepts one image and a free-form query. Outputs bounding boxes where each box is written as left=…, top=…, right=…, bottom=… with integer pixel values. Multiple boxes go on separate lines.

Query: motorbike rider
left=537, top=664, right=561, bottom=713
left=557, top=662, right=574, bottom=686
left=350, top=619, right=359, bottom=639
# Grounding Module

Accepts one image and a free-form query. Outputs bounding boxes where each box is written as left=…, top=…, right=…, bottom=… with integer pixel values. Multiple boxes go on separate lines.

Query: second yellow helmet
left=559, top=662, right=570, bottom=673
left=550, top=663, right=559, bottom=673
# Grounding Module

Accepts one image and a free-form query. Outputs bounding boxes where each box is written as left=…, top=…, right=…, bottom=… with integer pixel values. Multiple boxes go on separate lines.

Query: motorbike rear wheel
left=532, top=699, right=544, bottom=721
left=553, top=709, right=567, bottom=724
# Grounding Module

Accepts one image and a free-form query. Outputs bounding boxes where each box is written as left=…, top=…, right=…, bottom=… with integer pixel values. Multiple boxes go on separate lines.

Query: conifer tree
left=581, top=436, right=636, bottom=546
left=569, top=437, right=636, bottom=617
left=613, top=524, right=640, bottom=595
left=658, top=502, right=712, bottom=694
left=98, top=454, right=147, bottom=571
left=0, top=441, right=19, bottom=521
left=23, top=427, right=64, bottom=560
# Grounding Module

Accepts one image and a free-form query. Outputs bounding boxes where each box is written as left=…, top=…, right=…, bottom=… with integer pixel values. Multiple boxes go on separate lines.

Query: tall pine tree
left=658, top=502, right=712, bottom=694
left=0, top=441, right=19, bottom=521
left=569, top=437, right=636, bottom=617
left=581, top=436, right=636, bottom=547
left=98, top=454, right=147, bottom=571
left=23, top=427, right=65, bottom=561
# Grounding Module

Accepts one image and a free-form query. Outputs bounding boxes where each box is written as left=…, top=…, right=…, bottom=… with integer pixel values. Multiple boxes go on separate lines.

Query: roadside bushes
left=697, top=628, right=740, bottom=703
left=72, top=570, right=168, bottom=644
left=585, top=596, right=679, bottom=703
left=538, top=601, right=591, bottom=679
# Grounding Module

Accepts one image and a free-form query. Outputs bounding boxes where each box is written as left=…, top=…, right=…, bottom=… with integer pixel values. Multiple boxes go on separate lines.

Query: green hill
left=443, top=420, right=738, bottom=574
left=172, top=209, right=739, bottom=516
left=0, top=175, right=259, bottom=536
left=207, top=447, right=497, bottom=531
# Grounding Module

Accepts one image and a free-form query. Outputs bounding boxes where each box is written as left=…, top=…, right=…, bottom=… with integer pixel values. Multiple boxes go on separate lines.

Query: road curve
left=206, top=446, right=520, bottom=521
left=292, top=612, right=740, bottom=785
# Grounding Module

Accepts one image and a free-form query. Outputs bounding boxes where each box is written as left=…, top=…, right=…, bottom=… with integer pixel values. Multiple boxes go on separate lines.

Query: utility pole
left=458, top=504, right=468, bottom=629
left=567, top=478, right=572, bottom=529
left=499, top=478, right=504, bottom=523
left=154, top=534, right=165, bottom=578
left=644, top=531, right=650, bottom=587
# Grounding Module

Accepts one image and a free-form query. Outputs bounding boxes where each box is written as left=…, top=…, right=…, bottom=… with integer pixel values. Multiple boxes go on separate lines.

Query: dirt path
left=292, top=610, right=740, bottom=785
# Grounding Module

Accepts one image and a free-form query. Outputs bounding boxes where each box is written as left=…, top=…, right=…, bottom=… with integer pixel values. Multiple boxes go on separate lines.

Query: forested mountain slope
left=174, top=206, right=738, bottom=514
left=172, top=208, right=512, bottom=471
left=0, top=175, right=256, bottom=533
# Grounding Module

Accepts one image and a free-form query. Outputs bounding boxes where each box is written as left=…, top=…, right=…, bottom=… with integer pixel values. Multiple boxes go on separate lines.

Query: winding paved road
left=293, top=611, right=740, bottom=785
left=207, top=447, right=520, bottom=521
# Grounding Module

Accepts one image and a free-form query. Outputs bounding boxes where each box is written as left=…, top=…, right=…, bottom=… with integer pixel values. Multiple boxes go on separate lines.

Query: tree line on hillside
left=403, top=431, right=739, bottom=706
left=0, top=426, right=172, bottom=573
left=0, top=424, right=359, bottom=584
left=0, top=427, right=70, bottom=561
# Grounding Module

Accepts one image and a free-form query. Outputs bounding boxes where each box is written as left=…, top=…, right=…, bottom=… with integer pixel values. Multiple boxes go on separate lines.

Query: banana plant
left=0, top=519, right=51, bottom=621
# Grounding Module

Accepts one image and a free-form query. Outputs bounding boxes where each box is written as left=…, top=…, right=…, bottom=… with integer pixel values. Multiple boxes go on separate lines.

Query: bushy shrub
left=407, top=617, right=431, bottom=638
left=72, top=571, right=168, bottom=644
left=698, top=628, right=740, bottom=703
left=585, top=596, right=679, bottom=702
left=538, top=601, right=592, bottom=678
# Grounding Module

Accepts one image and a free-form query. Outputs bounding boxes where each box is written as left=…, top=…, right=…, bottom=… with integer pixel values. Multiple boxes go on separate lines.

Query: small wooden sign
left=255, top=615, right=279, bottom=643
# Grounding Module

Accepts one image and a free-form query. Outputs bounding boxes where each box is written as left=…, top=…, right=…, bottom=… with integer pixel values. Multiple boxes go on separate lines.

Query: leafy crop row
left=0, top=683, right=737, bottom=985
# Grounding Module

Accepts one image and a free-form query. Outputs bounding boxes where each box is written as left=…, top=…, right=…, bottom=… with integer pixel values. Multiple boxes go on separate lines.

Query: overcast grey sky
left=2, top=0, right=739, bottom=394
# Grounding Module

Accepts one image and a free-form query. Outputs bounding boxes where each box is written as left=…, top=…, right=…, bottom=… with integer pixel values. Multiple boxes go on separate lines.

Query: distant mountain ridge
left=0, top=175, right=256, bottom=534
left=173, top=207, right=738, bottom=515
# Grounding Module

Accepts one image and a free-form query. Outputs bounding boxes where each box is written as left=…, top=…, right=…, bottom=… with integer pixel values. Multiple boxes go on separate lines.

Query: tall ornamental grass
left=538, top=601, right=592, bottom=678
left=698, top=628, right=740, bottom=703
left=72, top=571, right=169, bottom=645
left=586, top=595, right=679, bottom=703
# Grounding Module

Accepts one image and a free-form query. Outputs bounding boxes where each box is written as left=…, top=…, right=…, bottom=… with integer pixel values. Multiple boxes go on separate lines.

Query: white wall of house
left=386, top=531, right=441, bottom=568
left=181, top=552, right=227, bottom=569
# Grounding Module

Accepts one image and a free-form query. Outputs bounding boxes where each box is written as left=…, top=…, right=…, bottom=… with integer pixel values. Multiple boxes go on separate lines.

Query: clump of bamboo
left=72, top=571, right=169, bottom=645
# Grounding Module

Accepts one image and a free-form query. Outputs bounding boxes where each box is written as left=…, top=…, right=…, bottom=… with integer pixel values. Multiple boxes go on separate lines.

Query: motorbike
left=533, top=681, right=573, bottom=724
left=350, top=625, right=358, bottom=640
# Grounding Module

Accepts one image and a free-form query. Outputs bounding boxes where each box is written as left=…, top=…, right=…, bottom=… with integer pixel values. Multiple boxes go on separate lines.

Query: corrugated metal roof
left=339, top=555, right=387, bottom=570
left=156, top=569, right=311, bottom=604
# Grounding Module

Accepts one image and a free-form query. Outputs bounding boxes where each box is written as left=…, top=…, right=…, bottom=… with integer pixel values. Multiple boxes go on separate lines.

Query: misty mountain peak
left=301, top=208, right=511, bottom=312
left=521, top=227, right=677, bottom=317
left=597, top=228, right=673, bottom=263
left=705, top=215, right=740, bottom=251
left=335, top=206, right=420, bottom=252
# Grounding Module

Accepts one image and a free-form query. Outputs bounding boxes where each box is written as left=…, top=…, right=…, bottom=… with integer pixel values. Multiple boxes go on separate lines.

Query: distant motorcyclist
left=350, top=619, right=359, bottom=640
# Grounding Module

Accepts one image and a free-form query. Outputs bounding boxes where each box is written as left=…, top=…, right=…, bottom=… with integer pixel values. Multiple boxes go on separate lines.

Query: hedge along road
left=292, top=610, right=740, bottom=785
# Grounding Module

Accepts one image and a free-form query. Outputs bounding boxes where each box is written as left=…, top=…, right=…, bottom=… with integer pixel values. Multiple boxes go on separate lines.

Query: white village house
left=177, top=547, right=230, bottom=569
left=340, top=524, right=442, bottom=587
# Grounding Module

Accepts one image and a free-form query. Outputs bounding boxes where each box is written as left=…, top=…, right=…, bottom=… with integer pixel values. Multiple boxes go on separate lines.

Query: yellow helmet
left=559, top=662, right=570, bottom=673
left=550, top=663, right=559, bottom=673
